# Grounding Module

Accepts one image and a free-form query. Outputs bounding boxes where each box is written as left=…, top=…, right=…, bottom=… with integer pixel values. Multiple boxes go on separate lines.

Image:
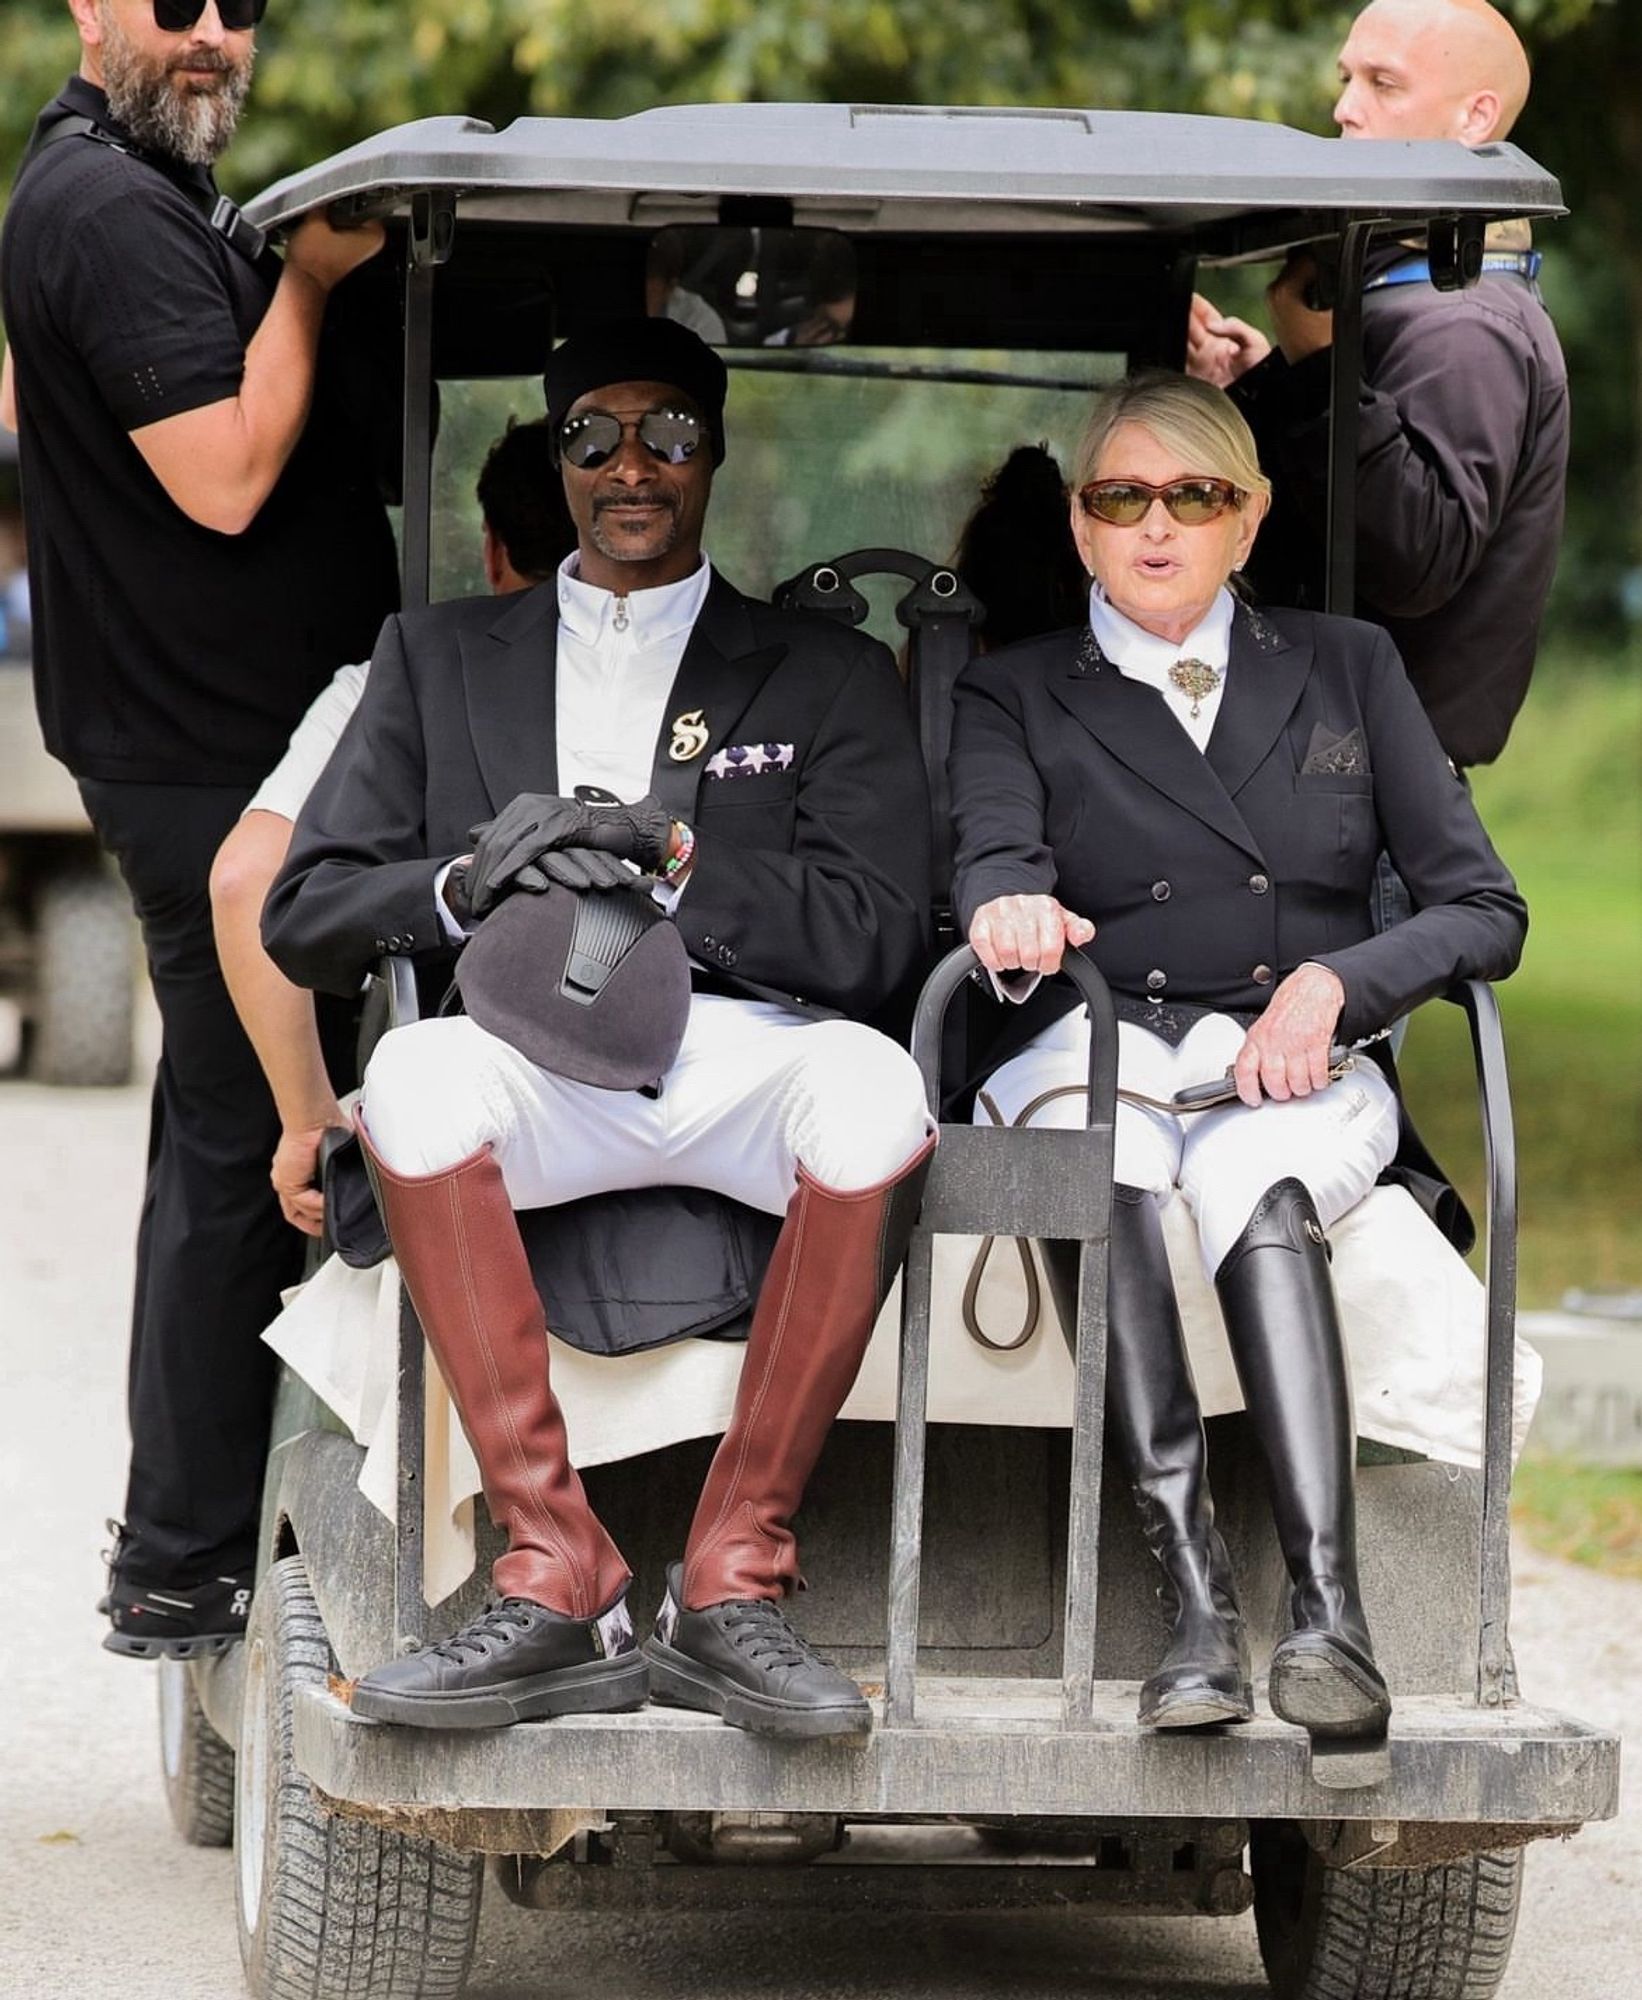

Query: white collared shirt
left=553, top=552, right=713, bottom=799
left=1090, top=585, right=1235, bottom=752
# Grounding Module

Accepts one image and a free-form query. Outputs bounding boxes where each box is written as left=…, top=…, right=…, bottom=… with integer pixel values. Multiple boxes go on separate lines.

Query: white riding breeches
left=977, top=1008, right=1400, bottom=1279
left=361, top=995, right=934, bottom=1212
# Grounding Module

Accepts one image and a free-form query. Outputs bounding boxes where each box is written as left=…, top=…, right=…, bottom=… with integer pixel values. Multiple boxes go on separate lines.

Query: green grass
left=1512, top=1457, right=1642, bottom=1579
left=1396, top=648, right=1642, bottom=1307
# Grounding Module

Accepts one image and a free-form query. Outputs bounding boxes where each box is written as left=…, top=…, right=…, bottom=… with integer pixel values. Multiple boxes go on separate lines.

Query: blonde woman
left=949, top=372, right=1525, bottom=1742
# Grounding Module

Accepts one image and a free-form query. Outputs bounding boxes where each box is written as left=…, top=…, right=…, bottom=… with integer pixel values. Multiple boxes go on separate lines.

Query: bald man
left=1189, top=0, right=1568, bottom=772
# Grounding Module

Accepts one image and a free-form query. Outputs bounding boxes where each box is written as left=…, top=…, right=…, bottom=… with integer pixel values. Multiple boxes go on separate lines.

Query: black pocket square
left=1302, top=723, right=1370, bottom=777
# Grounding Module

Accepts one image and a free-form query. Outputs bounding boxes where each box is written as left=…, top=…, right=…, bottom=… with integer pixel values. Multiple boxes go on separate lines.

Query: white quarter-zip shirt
left=553, top=552, right=713, bottom=798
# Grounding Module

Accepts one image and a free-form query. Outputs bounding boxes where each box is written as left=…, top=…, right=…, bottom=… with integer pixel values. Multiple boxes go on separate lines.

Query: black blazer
left=265, top=570, right=931, bottom=1024
left=949, top=601, right=1526, bottom=1080
left=262, top=570, right=932, bottom=1356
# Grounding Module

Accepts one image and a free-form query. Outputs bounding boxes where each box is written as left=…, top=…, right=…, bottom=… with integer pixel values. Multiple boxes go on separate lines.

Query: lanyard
left=1365, top=250, right=1542, bottom=292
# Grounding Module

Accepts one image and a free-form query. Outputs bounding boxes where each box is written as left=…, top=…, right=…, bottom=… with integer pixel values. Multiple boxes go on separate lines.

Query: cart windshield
left=431, top=345, right=1119, bottom=639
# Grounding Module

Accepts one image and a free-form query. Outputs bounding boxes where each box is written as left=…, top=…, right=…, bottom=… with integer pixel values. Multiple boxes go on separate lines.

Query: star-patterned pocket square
left=704, top=742, right=795, bottom=780
left=1301, top=723, right=1370, bottom=777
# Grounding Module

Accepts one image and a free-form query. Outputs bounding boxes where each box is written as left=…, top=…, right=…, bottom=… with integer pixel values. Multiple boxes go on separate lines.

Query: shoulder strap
left=22, top=113, right=268, bottom=267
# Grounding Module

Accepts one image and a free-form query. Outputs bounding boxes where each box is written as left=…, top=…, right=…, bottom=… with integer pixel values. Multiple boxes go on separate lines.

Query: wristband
left=662, top=820, right=696, bottom=881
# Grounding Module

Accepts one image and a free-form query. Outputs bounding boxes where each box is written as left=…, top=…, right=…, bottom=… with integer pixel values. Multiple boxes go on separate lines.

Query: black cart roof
left=245, top=102, right=1563, bottom=259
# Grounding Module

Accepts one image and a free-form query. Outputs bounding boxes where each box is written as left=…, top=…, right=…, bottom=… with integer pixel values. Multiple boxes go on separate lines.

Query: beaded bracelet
left=662, top=819, right=696, bottom=881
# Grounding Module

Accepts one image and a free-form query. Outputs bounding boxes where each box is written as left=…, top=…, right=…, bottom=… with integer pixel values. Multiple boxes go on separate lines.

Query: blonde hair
left=1072, top=372, right=1271, bottom=502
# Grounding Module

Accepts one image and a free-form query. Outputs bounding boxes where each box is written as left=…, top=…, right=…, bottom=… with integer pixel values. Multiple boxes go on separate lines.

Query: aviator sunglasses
left=1078, top=477, right=1244, bottom=526
left=152, top=1, right=267, bottom=30
left=557, top=407, right=707, bottom=470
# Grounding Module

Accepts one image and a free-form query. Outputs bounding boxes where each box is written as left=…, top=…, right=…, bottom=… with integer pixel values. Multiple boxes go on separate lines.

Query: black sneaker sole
left=643, top=1637, right=873, bottom=1740
left=1269, top=1635, right=1392, bottom=1738
left=349, top=1651, right=650, bottom=1730
left=103, top=1629, right=243, bottom=1662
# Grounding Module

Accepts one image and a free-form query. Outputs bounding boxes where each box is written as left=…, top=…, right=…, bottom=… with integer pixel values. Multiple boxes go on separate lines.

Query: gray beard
left=99, top=11, right=253, bottom=167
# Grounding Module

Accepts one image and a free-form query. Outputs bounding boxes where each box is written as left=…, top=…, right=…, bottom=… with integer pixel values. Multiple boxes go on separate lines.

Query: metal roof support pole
left=400, top=189, right=456, bottom=610
left=394, top=1290, right=428, bottom=1652
left=1448, top=980, right=1519, bottom=1707
left=887, top=945, right=981, bottom=1727
left=1056, top=958, right=1118, bottom=1728
left=885, top=1226, right=935, bottom=1726
left=1324, top=221, right=1374, bottom=614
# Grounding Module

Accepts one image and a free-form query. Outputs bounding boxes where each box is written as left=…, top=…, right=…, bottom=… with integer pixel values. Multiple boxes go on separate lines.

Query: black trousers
left=79, top=778, right=305, bottom=1586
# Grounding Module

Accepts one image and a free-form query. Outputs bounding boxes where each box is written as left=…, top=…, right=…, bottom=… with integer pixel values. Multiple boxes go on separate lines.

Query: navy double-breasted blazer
left=949, top=600, right=1526, bottom=1080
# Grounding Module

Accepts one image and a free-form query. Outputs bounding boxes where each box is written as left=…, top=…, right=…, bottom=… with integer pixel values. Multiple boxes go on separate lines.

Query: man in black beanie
left=265, top=317, right=936, bottom=1741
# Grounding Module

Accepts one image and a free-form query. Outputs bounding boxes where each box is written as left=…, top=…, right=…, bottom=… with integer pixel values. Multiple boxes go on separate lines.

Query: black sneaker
left=349, top=1593, right=649, bottom=1730
left=95, top=1517, right=131, bottom=1618
left=103, top=1566, right=254, bottom=1660
left=644, top=1563, right=872, bottom=1740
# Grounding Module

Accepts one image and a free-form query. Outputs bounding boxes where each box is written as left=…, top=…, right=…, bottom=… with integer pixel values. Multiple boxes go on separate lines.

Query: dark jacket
left=949, top=602, right=1526, bottom=1090
left=1233, top=249, right=1568, bottom=768
left=264, top=569, right=932, bottom=1354
left=265, top=570, right=930, bottom=1018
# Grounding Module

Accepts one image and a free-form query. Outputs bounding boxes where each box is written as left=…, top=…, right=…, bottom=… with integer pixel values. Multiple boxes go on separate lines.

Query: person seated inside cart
left=263, top=318, right=936, bottom=1743
left=949, top=371, right=1525, bottom=1744
left=211, top=417, right=576, bottom=1238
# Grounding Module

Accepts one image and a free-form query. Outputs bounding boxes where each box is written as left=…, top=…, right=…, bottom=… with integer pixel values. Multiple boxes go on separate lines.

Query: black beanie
left=544, top=318, right=728, bottom=465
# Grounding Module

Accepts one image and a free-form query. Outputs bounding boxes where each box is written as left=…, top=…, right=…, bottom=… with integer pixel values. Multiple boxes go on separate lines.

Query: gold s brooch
left=669, top=709, right=710, bottom=762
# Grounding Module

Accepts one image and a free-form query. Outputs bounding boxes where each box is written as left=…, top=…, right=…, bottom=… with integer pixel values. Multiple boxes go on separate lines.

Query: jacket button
left=703, top=933, right=717, bottom=949
left=1151, top=880, right=1171, bottom=902
left=1249, top=873, right=1270, bottom=895
left=1252, top=963, right=1274, bottom=985
left=373, top=939, right=386, bottom=953
left=1146, top=968, right=1167, bottom=992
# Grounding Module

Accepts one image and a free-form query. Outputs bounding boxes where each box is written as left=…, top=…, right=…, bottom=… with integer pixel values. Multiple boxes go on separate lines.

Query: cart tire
left=1251, top=1820, right=1524, bottom=2000
left=158, top=1657, right=235, bottom=1848
left=235, top=1556, right=483, bottom=2000
left=33, top=864, right=134, bottom=1086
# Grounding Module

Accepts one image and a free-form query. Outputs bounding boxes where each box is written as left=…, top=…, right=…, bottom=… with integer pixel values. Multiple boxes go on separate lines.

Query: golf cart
left=162, top=104, right=1615, bottom=2000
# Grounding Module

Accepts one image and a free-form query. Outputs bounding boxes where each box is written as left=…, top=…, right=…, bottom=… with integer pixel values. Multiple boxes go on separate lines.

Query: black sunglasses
left=153, top=1, right=267, bottom=31
left=1078, top=477, right=1244, bottom=526
left=558, top=407, right=707, bottom=471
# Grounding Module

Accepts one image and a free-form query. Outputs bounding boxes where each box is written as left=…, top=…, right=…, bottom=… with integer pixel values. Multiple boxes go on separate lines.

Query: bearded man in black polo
left=1, top=0, right=397, bottom=1655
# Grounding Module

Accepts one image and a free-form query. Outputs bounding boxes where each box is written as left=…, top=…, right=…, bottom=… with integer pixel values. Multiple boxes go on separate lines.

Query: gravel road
left=1, top=1051, right=1635, bottom=2000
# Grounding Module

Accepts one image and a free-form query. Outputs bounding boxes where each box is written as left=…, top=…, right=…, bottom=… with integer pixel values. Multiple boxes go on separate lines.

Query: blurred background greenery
left=1, top=4, right=1636, bottom=1334
left=3, top=0, right=1636, bottom=634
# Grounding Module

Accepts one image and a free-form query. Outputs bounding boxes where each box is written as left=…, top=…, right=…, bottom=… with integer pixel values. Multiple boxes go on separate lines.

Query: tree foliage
left=0, top=0, right=1596, bottom=192
left=0, top=0, right=1632, bottom=626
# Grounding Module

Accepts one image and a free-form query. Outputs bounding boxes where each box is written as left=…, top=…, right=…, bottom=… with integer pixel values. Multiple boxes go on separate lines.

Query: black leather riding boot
left=1214, top=1178, right=1392, bottom=1740
left=1043, top=1187, right=1251, bottom=1729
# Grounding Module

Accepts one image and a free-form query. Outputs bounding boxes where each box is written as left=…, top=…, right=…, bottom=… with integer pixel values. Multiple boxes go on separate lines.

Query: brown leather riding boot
left=358, top=1122, right=629, bottom=1621
left=645, top=1134, right=934, bottom=1737
left=681, top=1132, right=937, bottom=1611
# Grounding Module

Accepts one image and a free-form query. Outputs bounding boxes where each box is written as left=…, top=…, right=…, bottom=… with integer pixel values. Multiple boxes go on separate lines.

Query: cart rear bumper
left=294, top=1678, right=1617, bottom=1826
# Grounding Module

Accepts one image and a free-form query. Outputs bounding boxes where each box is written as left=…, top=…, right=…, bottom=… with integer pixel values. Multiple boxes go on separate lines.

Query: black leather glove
left=445, top=843, right=635, bottom=925
left=514, top=847, right=637, bottom=894
left=465, top=792, right=673, bottom=916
